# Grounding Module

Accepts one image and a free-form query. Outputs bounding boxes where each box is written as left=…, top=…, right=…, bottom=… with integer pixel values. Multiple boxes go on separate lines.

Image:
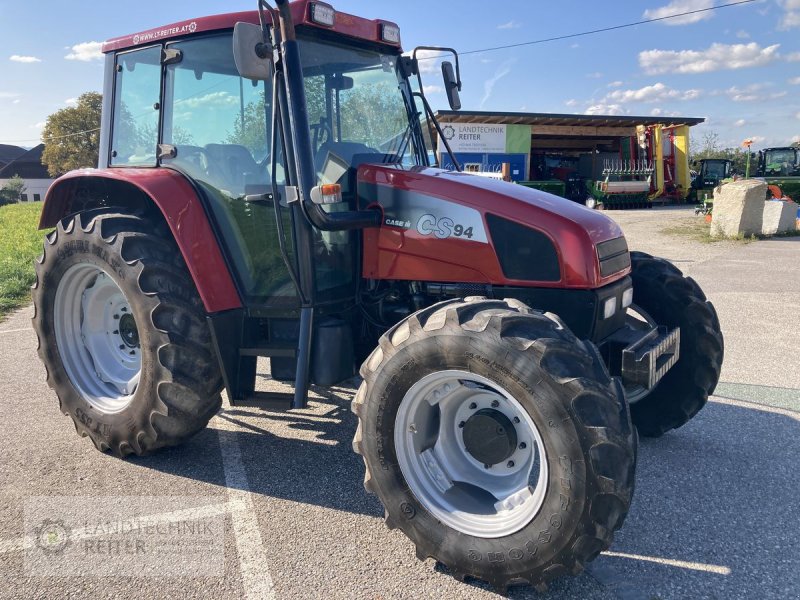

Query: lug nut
left=121, top=307, right=127, bottom=312
left=113, top=314, right=120, bottom=320
left=113, top=330, right=119, bottom=335
left=458, top=421, right=465, bottom=428
left=519, top=442, right=527, bottom=450
left=469, top=402, right=477, bottom=410
left=119, top=345, right=125, bottom=350
left=513, top=417, right=520, bottom=424
left=484, top=464, right=491, bottom=470
left=491, top=400, right=499, bottom=408
left=507, top=461, right=515, bottom=468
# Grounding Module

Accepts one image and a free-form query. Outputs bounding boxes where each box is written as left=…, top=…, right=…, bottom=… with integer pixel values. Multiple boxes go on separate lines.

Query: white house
left=0, top=144, right=55, bottom=202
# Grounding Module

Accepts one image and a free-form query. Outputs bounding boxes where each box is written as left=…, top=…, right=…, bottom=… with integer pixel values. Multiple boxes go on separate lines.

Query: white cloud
left=422, top=85, right=443, bottom=95
left=585, top=103, right=625, bottom=116
left=724, top=84, right=788, bottom=102
left=177, top=91, right=237, bottom=109
left=736, top=30, right=750, bottom=39
left=793, top=135, right=800, bottom=143
left=643, top=0, right=716, bottom=26
left=65, top=41, right=103, bottom=62
left=639, top=43, right=781, bottom=75
left=0, top=92, right=20, bottom=99
left=605, top=82, right=700, bottom=104
left=12, top=99, right=21, bottom=104
left=497, top=21, right=521, bottom=30
left=787, top=52, right=800, bottom=62
left=33, top=122, right=45, bottom=129
left=734, top=119, right=747, bottom=127
left=480, top=60, right=513, bottom=109
left=565, top=99, right=578, bottom=107
left=607, top=81, right=624, bottom=88
left=412, top=49, right=442, bottom=74
left=65, top=98, right=78, bottom=106
left=650, top=108, right=663, bottom=117
left=586, top=72, right=604, bottom=79
left=778, top=0, right=800, bottom=30
left=10, top=55, right=41, bottom=63
left=796, top=112, right=800, bottom=120
left=790, top=76, right=800, bottom=84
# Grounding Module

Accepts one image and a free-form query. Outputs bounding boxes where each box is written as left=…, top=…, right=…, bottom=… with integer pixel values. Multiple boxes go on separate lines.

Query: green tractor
left=690, top=158, right=733, bottom=210
left=756, top=147, right=800, bottom=200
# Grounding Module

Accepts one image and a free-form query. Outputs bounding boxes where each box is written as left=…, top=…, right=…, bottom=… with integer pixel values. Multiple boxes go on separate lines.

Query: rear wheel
left=32, top=211, right=223, bottom=456
left=352, top=298, right=636, bottom=592
left=628, top=252, right=724, bottom=436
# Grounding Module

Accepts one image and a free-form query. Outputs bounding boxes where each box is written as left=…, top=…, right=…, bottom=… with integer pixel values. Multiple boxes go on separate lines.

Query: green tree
left=41, top=92, right=102, bottom=177
left=0, top=174, right=27, bottom=206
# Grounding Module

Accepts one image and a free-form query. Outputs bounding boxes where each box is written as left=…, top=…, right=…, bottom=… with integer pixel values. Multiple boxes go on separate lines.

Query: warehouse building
left=434, top=110, right=705, bottom=206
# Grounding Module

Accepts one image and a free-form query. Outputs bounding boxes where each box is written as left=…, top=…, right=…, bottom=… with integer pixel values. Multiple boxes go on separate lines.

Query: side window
left=110, top=46, right=162, bottom=166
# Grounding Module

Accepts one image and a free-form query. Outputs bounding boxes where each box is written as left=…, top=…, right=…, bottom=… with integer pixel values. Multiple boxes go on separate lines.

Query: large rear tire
left=628, top=252, right=724, bottom=437
left=32, top=211, right=223, bottom=456
left=352, top=298, right=636, bottom=592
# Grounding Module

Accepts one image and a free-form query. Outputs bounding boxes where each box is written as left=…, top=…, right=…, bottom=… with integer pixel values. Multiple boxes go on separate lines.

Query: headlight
left=603, top=297, right=617, bottom=320
left=309, top=2, right=336, bottom=27
left=622, top=287, right=634, bottom=309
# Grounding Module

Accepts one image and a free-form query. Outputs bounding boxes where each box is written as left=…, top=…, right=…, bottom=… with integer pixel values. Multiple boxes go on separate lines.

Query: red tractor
left=32, top=0, right=723, bottom=592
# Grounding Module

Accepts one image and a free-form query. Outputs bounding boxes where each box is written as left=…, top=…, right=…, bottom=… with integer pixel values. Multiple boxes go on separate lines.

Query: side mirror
left=441, top=61, right=461, bottom=111
left=233, top=22, right=272, bottom=81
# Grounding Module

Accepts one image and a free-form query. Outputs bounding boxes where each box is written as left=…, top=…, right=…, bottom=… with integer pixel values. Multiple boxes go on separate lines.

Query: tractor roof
left=102, top=0, right=400, bottom=54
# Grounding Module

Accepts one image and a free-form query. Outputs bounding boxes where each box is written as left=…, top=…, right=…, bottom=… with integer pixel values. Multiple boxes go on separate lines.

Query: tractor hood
left=357, top=165, right=629, bottom=289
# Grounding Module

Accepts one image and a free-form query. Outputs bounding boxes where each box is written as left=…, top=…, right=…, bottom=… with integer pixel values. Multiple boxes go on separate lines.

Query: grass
left=0, top=203, right=48, bottom=319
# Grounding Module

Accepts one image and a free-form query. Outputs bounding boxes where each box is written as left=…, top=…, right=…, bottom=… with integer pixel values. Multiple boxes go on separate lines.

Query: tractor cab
left=757, top=147, right=800, bottom=178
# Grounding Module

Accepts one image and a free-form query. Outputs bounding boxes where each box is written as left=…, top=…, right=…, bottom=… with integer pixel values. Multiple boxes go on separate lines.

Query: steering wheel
left=310, top=118, right=333, bottom=153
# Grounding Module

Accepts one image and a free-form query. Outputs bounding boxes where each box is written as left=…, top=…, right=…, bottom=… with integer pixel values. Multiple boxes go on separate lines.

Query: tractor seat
left=204, top=143, right=265, bottom=198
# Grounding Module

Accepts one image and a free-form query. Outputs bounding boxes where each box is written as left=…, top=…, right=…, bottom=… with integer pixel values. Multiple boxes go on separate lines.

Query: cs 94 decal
left=416, top=214, right=475, bottom=240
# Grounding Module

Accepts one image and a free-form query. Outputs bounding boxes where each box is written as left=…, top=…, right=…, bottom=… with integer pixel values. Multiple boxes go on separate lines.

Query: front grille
left=486, top=214, right=561, bottom=282
left=597, top=237, right=631, bottom=277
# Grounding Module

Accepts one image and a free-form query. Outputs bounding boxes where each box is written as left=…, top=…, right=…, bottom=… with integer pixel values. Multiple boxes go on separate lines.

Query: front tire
left=32, top=211, right=223, bottom=456
left=352, top=298, right=636, bottom=592
left=628, top=252, right=724, bottom=437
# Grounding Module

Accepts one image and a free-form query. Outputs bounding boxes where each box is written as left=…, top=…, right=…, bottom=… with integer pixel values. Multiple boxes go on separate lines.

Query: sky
left=0, top=0, right=798, bottom=151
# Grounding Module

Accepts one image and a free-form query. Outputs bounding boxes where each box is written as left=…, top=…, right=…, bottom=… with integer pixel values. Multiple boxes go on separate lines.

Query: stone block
left=710, top=179, right=767, bottom=238
left=762, top=200, right=799, bottom=235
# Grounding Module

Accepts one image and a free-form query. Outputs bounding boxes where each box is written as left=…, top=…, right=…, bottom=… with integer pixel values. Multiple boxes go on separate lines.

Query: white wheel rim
left=394, top=370, right=549, bottom=538
left=54, top=264, right=141, bottom=413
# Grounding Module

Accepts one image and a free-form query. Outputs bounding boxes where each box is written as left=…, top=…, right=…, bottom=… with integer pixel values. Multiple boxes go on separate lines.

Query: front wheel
left=627, top=252, right=724, bottom=436
left=352, top=298, right=636, bottom=592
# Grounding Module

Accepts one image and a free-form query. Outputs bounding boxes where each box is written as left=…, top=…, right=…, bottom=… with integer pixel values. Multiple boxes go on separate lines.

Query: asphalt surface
left=1, top=207, right=798, bottom=599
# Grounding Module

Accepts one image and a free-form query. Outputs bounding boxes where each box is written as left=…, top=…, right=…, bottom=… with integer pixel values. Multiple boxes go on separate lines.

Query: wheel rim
left=394, top=370, right=548, bottom=538
left=54, top=264, right=141, bottom=413
left=624, top=304, right=658, bottom=404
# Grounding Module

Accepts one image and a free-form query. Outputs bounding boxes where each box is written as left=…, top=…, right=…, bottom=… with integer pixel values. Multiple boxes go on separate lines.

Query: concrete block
left=762, top=200, right=799, bottom=235
left=711, top=179, right=767, bottom=238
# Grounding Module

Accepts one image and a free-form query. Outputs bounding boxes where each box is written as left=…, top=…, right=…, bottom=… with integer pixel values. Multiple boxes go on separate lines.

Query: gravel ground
left=0, top=206, right=797, bottom=599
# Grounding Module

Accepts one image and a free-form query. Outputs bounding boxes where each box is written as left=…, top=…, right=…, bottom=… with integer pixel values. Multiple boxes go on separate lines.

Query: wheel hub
left=118, top=313, right=140, bottom=349
left=462, top=409, right=518, bottom=466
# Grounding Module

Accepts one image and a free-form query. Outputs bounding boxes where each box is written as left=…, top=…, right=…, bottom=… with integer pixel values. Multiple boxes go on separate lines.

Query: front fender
left=41, top=168, right=242, bottom=313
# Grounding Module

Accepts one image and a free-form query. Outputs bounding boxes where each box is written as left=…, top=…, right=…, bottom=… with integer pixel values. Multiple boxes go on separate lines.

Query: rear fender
left=41, top=168, right=242, bottom=313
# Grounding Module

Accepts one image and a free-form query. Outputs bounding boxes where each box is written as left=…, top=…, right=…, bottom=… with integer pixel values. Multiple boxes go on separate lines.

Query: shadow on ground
left=129, top=389, right=800, bottom=599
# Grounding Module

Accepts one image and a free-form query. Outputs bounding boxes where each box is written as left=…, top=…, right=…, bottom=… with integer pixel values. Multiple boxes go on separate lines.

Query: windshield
left=704, top=161, right=728, bottom=178
left=298, top=37, right=424, bottom=185
left=764, top=149, right=799, bottom=175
